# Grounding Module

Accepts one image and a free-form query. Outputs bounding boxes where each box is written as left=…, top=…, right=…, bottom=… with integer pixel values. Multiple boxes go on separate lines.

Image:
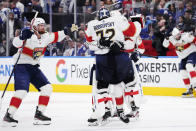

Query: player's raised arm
left=46, top=26, right=68, bottom=45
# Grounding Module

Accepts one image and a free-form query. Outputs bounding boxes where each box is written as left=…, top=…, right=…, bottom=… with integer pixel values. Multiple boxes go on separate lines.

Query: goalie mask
left=97, top=7, right=110, bottom=21
left=130, top=14, right=145, bottom=28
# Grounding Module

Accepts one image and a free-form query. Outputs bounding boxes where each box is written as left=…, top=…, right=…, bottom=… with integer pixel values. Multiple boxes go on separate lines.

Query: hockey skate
left=88, top=117, right=99, bottom=126
left=182, top=87, right=194, bottom=98
left=100, top=110, right=112, bottom=126
left=2, top=109, right=18, bottom=127
left=33, top=107, right=51, bottom=125
left=88, top=110, right=111, bottom=126
left=117, top=109, right=129, bottom=124
left=126, top=106, right=140, bottom=121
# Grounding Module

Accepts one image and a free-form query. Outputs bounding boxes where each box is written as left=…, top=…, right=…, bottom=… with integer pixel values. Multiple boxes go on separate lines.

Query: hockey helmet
left=32, top=17, right=45, bottom=27
left=172, top=27, right=180, bottom=37
left=97, top=7, right=110, bottom=21
left=130, top=14, right=145, bottom=28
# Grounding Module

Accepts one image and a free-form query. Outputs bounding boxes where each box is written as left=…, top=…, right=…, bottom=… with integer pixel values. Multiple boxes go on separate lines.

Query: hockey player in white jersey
left=2, top=17, right=68, bottom=127
left=163, top=28, right=196, bottom=97
left=85, top=8, right=142, bottom=126
left=110, top=14, right=145, bottom=119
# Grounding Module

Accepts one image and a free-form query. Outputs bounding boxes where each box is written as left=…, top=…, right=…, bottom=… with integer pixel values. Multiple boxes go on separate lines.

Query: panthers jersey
left=85, top=15, right=141, bottom=54
left=163, top=33, right=196, bottom=59
left=123, top=36, right=145, bottom=54
left=13, top=31, right=66, bottom=65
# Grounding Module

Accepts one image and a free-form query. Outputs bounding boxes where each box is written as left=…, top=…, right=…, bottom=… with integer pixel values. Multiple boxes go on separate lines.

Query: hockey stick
left=0, top=12, right=38, bottom=111
left=141, top=54, right=158, bottom=59
left=91, top=1, right=122, bottom=15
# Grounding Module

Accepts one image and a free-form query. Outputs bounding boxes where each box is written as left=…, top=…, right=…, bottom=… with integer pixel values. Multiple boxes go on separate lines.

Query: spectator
left=176, top=16, right=184, bottom=30
left=31, top=0, right=43, bottom=12
left=1, top=1, right=11, bottom=14
left=60, top=0, right=74, bottom=14
left=99, top=0, right=105, bottom=7
left=79, top=22, right=85, bottom=31
left=152, top=19, right=168, bottom=56
left=3, top=12, right=23, bottom=40
left=63, top=38, right=75, bottom=56
left=0, top=7, right=5, bottom=56
left=9, top=29, right=21, bottom=56
left=167, top=3, right=176, bottom=19
left=105, top=0, right=113, bottom=8
left=175, top=1, right=185, bottom=23
left=10, top=1, right=21, bottom=19
left=15, top=0, right=24, bottom=13
left=166, top=14, right=176, bottom=36
left=76, top=40, right=88, bottom=56
left=183, top=10, right=195, bottom=32
left=26, top=2, right=33, bottom=12
left=157, top=0, right=166, bottom=15
left=122, top=0, right=133, bottom=16
left=58, top=6, right=63, bottom=13
left=78, top=30, right=86, bottom=43
left=0, top=42, right=5, bottom=56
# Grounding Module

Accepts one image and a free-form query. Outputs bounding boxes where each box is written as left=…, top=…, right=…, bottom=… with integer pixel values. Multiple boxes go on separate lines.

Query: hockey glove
left=99, top=37, right=112, bottom=48
left=131, top=51, right=141, bottom=63
left=64, top=26, right=68, bottom=35
left=19, top=28, right=33, bottom=40
left=109, top=41, right=124, bottom=54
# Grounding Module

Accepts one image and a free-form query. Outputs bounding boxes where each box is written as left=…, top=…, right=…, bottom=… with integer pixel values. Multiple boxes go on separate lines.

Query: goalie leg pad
left=124, top=78, right=142, bottom=108
left=89, top=94, right=106, bottom=119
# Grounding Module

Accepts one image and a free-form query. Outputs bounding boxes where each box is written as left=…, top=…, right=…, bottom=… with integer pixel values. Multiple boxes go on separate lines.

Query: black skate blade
left=88, top=121, right=99, bottom=126
left=2, top=121, right=18, bottom=127
left=182, top=94, right=194, bottom=98
left=33, top=118, right=51, bottom=125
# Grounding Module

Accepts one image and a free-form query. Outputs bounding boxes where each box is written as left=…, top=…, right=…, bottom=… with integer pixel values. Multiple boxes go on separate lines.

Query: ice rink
left=0, top=91, right=196, bottom=131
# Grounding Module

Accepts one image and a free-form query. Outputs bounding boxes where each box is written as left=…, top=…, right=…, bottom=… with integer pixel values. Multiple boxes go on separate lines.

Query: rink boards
left=0, top=56, right=191, bottom=96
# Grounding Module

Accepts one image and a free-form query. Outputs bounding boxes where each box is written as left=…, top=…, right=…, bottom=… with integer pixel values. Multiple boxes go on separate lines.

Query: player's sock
left=38, top=95, right=50, bottom=112
left=8, top=97, right=22, bottom=115
left=115, top=95, right=124, bottom=109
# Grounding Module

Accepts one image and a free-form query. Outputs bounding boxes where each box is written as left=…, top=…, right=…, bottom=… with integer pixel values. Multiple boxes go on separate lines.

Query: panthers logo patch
left=33, top=47, right=44, bottom=60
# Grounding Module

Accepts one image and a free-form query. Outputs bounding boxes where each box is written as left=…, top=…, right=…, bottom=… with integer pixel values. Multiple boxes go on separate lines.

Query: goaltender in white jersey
left=85, top=10, right=141, bottom=54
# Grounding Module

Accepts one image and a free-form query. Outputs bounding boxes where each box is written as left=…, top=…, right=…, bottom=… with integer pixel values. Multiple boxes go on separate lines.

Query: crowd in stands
left=0, top=0, right=196, bottom=57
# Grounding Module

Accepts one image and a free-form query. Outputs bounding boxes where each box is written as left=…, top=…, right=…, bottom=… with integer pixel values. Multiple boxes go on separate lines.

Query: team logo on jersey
left=176, top=46, right=184, bottom=52
left=56, top=59, right=68, bottom=82
left=33, top=48, right=44, bottom=60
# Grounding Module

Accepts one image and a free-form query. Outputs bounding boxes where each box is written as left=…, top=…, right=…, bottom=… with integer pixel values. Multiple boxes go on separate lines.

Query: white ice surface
left=0, top=92, right=196, bottom=131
